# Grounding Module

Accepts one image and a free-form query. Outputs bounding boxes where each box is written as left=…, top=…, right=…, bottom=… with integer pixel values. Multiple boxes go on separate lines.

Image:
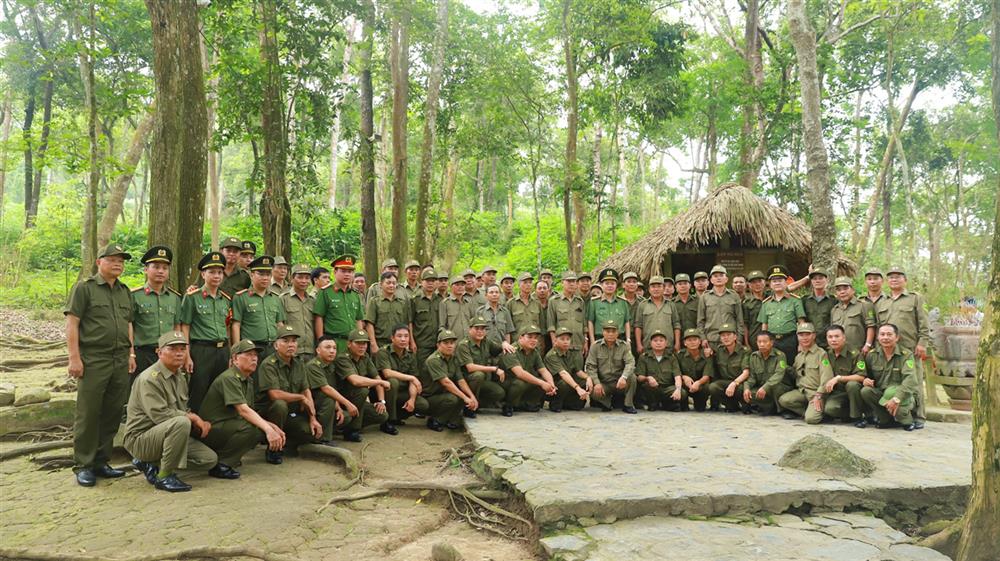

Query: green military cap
left=833, top=276, right=854, bottom=287
left=331, top=254, right=357, bottom=270
left=682, top=328, right=702, bottom=340
left=796, top=322, right=816, bottom=334
left=663, top=276, right=675, bottom=284
left=450, top=276, right=466, bottom=285
left=98, top=242, right=132, bottom=260
left=291, top=263, right=312, bottom=275
left=198, top=251, right=226, bottom=270
left=539, top=268, right=554, bottom=278
left=767, top=265, right=789, bottom=279
left=240, top=240, right=256, bottom=255
left=462, top=268, right=477, bottom=278
left=272, top=256, right=288, bottom=267
left=220, top=236, right=242, bottom=250
left=230, top=339, right=260, bottom=356
left=600, top=320, right=619, bottom=331
left=277, top=324, right=300, bottom=339
left=499, top=272, right=515, bottom=282
left=437, top=271, right=449, bottom=280
left=157, top=330, right=187, bottom=347
left=140, top=246, right=172, bottom=265
left=710, top=265, right=727, bottom=275
left=864, top=267, right=883, bottom=278
left=481, top=265, right=498, bottom=274
left=598, top=268, right=619, bottom=283
left=674, top=273, right=691, bottom=283
left=420, top=268, right=438, bottom=280
left=886, top=265, right=906, bottom=276
left=637, top=281, right=645, bottom=288
left=470, top=315, right=489, bottom=328
left=808, top=268, right=829, bottom=278
left=381, top=258, right=399, bottom=269
left=577, top=272, right=592, bottom=281
left=348, top=329, right=370, bottom=342
left=648, top=275, right=664, bottom=285
left=248, top=255, right=275, bottom=271
left=561, top=271, right=578, bottom=281
left=693, top=271, right=709, bottom=280
left=519, top=324, right=543, bottom=336
left=622, top=271, right=638, bottom=281
left=404, top=259, right=421, bottom=270
left=718, top=322, right=737, bottom=334
left=747, top=270, right=766, bottom=281
left=517, top=272, right=534, bottom=283
left=554, top=326, right=574, bottom=338
left=648, top=329, right=668, bottom=340
left=437, top=329, right=458, bottom=342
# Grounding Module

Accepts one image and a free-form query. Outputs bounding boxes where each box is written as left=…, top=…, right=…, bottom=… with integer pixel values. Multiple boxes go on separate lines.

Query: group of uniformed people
left=65, top=237, right=930, bottom=492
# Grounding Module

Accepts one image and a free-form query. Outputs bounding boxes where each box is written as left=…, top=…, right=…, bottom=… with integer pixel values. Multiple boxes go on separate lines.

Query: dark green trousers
left=310, top=390, right=343, bottom=440
left=342, top=387, right=388, bottom=431
left=261, top=399, right=318, bottom=446
left=385, top=378, right=429, bottom=422
left=504, top=378, right=544, bottom=409
left=201, top=417, right=262, bottom=466
left=74, top=351, right=130, bottom=470
left=708, top=379, right=742, bottom=411
left=426, top=392, right=463, bottom=424
left=465, top=371, right=505, bottom=408
left=639, top=383, right=687, bottom=411
left=189, top=342, right=230, bottom=413
left=552, top=380, right=587, bottom=410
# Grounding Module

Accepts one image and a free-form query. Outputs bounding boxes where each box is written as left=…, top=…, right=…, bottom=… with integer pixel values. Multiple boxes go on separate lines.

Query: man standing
left=621, top=272, right=643, bottom=333
left=477, top=284, right=516, bottom=346
left=364, top=272, right=411, bottom=355
left=801, top=269, right=836, bottom=348
left=268, top=256, right=291, bottom=296
left=456, top=316, right=509, bottom=415
left=439, top=276, right=476, bottom=337
left=692, top=271, right=710, bottom=296
left=216, top=236, right=251, bottom=297
left=672, top=273, right=699, bottom=333
left=534, top=280, right=552, bottom=354
left=311, top=267, right=331, bottom=292
left=860, top=324, right=918, bottom=430
left=499, top=272, right=516, bottom=303
left=777, top=323, right=832, bottom=423
left=375, top=326, right=428, bottom=432
left=313, top=255, right=365, bottom=354
left=634, top=276, right=681, bottom=354
left=586, top=321, right=637, bottom=414
left=696, top=265, right=744, bottom=354
left=882, top=266, right=931, bottom=429
left=239, top=240, right=256, bottom=269
left=636, top=330, right=684, bottom=411
left=463, top=268, right=486, bottom=309
left=861, top=268, right=890, bottom=320
left=334, top=329, right=391, bottom=441
left=366, top=258, right=399, bottom=301
left=353, top=272, right=368, bottom=306
left=731, top=274, right=747, bottom=300
left=677, top=328, right=714, bottom=411
left=743, top=332, right=791, bottom=415
left=180, top=252, right=232, bottom=413
left=409, top=268, right=442, bottom=370
left=480, top=266, right=498, bottom=295
left=820, top=325, right=866, bottom=424
left=130, top=246, right=180, bottom=377
left=547, top=271, right=588, bottom=354
left=281, top=264, right=317, bottom=361
left=743, top=270, right=767, bottom=350
left=544, top=327, right=590, bottom=412
left=66, top=242, right=135, bottom=487
left=499, top=325, right=558, bottom=416
left=830, top=277, right=876, bottom=354
left=707, top=323, right=750, bottom=413
left=587, top=268, right=630, bottom=348
left=231, top=256, right=286, bottom=358
left=509, top=272, right=542, bottom=334
left=758, top=265, right=806, bottom=365
left=398, top=259, right=423, bottom=300
left=423, top=330, right=479, bottom=431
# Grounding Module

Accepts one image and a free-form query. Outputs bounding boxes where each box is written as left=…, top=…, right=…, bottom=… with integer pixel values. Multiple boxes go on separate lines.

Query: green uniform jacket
left=268, top=281, right=290, bottom=297
left=457, top=337, right=503, bottom=373
left=365, top=294, right=412, bottom=343
left=713, top=344, right=750, bottom=382
left=544, top=347, right=586, bottom=380
left=743, top=296, right=764, bottom=345
left=672, top=295, right=699, bottom=333
left=232, top=288, right=285, bottom=342
left=439, top=296, right=476, bottom=337
left=865, top=347, right=918, bottom=403
left=65, top=274, right=133, bottom=353
left=697, top=288, right=744, bottom=342
left=179, top=289, right=231, bottom=342
left=634, top=299, right=680, bottom=347
left=509, top=296, right=544, bottom=334
left=219, top=266, right=250, bottom=299
left=124, top=361, right=188, bottom=443
left=547, top=293, right=587, bottom=349
left=199, top=366, right=254, bottom=423
left=757, top=294, right=805, bottom=335
left=476, top=304, right=516, bottom=345
left=314, top=285, right=364, bottom=337
left=130, top=284, right=181, bottom=347
left=624, top=296, right=643, bottom=327
left=281, top=291, right=316, bottom=355
left=829, top=298, right=876, bottom=350
left=635, top=350, right=680, bottom=385
left=882, top=291, right=931, bottom=351
left=745, top=349, right=789, bottom=393
left=334, top=353, right=379, bottom=390
left=585, top=339, right=635, bottom=384
left=375, top=346, right=418, bottom=377
left=587, top=296, right=631, bottom=334
left=423, top=351, right=464, bottom=397
left=677, top=348, right=715, bottom=381
left=863, top=293, right=891, bottom=324
left=792, top=345, right=833, bottom=394
left=500, top=345, right=546, bottom=378
left=304, top=358, right=337, bottom=390
left=409, top=292, right=441, bottom=349
left=827, top=347, right=865, bottom=379
left=255, top=354, right=308, bottom=410
left=802, top=293, right=835, bottom=339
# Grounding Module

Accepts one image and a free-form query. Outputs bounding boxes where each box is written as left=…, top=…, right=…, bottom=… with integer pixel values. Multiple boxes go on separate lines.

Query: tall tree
left=97, top=113, right=155, bottom=248
left=561, top=0, right=581, bottom=270
left=387, top=2, right=410, bottom=260
left=77, top=2, right=99, bottom=277
left=257, top=0, right=291, bottom=260
left=358, top=0, right=378, bottom=284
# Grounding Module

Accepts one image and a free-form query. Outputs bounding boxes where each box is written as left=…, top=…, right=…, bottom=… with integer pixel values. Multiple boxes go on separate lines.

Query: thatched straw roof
left=595, top=183, right=855, bottom=279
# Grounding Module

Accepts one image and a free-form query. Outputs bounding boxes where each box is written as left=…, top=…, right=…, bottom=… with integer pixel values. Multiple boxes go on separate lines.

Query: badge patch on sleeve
left=856, top=360, right=866, bottom=369
left=906, top=358, right=914, bottom=368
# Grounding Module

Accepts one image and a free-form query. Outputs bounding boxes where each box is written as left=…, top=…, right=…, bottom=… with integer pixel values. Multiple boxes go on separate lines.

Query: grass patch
left=0, top=269, right=144, bottom=310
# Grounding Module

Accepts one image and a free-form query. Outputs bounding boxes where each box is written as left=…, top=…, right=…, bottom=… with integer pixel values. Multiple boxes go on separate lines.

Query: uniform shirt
left=587, top=295, right=631, bottom=334
left=757, top=294, right=806, bottom=335
left=199, top=366, right=254, bottom=423
left=677, top=348, right=715, bottom=381
left=232, top=288, right=285, bottom=342
left=423, top=351, right=464, bottom=397
left=830, top=298, right=876, bottom=350
left=697, top=288, right=744, bottom=342
left=863, top=292, right=891, bottom=324
left=375, top=346, right=418, bottom=379
left=509, top=296, right=544, bottom=334
left=179, top=289, right=231, bottom=341
left=547, top=293, right=587, bottom=349
left=826, top=347, right=865, bottom=380
left=124, top=361, right=188, bottom=442
left=802, top=293, right=835, bottom=342
left=623, top=296, right=643, bottom=327
left=268, top=281, right=290, bottom=297
left=130, top=284, right=181, bottom=347
left=635, top=350, right=680, bottom=386
left=792, top=344, right=833, bottom=394
left=365, top=294, right=412, bottom=343
left=219, top=266, right=250, bottom=299
left=883, top=291, right=931, bottom=351
left=672, top=294, right=699, bottom=333
left=456, top=337, right=503, bottom=375
left=398, top=282, right=421, bottom=302
left=65, top=274, right=133, bottom=353
left=281, top=290, right=316, bottom=356
left=476, top=304, right=516, bottom=345
left=439, top=296, right=476, bottom=337
left=313, top=284, right=364, bottom=337
left=255, top=354, right=307, bottom=409
left=500, top=345, right=546, bottom=379
left=410, top=292, right=442, bottom=350
left=585, top=339, right=635, bottom=384
left=713, top=344, right=750, bottom=382
left=864, top=346, right=919, bottom=403
left=304, top=357, right=337, bottom=390
left=544, top=347, right=586, bottom=380
left=634, top=298, right=680, bottom=347
left=334, top=352, right=379, bottom=390
left=466, top=290, right=487, bottom=311
left=743, top=296, right=765, bottom=346
left=745, top=349, right=789, bottom=393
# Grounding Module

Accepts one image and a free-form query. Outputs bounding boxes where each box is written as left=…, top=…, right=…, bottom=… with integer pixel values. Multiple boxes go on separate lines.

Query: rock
left=0, top=382, right=15, bottom=406
left=430, top=542, right=463, bottom=561
left=0, top=399, right=75, bottom=435
left=539, top=534, right=592, bottom=561
left=578, top=517, right=598, bottom=527
left=885, top=543, right=953, bottom=561
left=13, top=387, right=52, bottom=406
left=596, top=513, right=617, bottom=524
left=777, top=434, right=875, bottom=478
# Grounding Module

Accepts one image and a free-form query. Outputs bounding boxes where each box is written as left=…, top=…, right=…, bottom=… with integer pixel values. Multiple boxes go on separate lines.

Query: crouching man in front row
left=860, top=323, right=919, bottom=431
left=586, top=320, right=637, bottom=414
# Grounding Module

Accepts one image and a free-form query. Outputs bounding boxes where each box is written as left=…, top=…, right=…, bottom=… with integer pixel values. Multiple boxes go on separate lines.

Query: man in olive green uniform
left=125, top=331, right=219, bottom=492
left=180, top=252, right=232, bottom=413
left=743, top=332, right=791, bottom=415
left=509, top=272, right=543, bottom=334
left=677, top=328, right=714, bottom=411
left=200, top=340, right=287, bottom=470
left=544, top=327, right=590, bottom=412
left=587, top=268, right=631, bottom=347
left=758, top=265, right=806, bottom=365
left=636, top=330, right=684, bottom=411
left=456, top=317, right=508, bottom=414
left=334, top=329, right=391, bottom=441
left=672, top=274, right=699, bottom=333
left=801, top=269, right=836, bottom=349
left=777, top=323, right=833, bottom=424
left=861, top=324, right=918, bottom=430
left=743, top=270, right=767, bottom=350
left=217, top=236, right=251, bottom=297
left=130, top=246, right=181, bottom=378
left=375, top=325, right=428, bottom=431
left=533, top=280, right=553, bottom=355
left=621, top=272, right=643, bottom=350
left=707, top=323, right=750, bottom=412
left=313, top=254, right=365, bottom=354
left=365, top=272, right=412, bottom=354
left=499, top=272, right=516, bottom=303
left=232, top=256, right=286, bottom=359
left=439, top=276, right=476, bottom=337
left=463, top=268, right=487, bottom=309
left=692, top=270, right=710, bottom=296
left=819, top=325, right=866, bottom=423
left=861, top=268, right=891, bottom=320
left=577, top=272, right=593, bottom=315
left=398, top=259, right=423, bottom=300
left=282, top=264, right=317, bottom=361
left=477, top=284, right=517, bottom=346
left=424, top=330, right=480, bottom=430
left=304, top=337, right=359, bottom=442
left=409, top=269, right=442, bottom=371
left=697, top=265, right=744, bottom=352
left=479, top=266, right=499, bottom=296
left=239, top=240, right=256, bottom=269
left=830, top=277, right=877, bottom=353
left=635, top=276, right=681, bottom=354
left=268, top=256, right=290, bottom=296
left=365, top=258, right=399, bottom=302
left=586, top=321, right=637, bottom=413
left=547, top=271, right=588, bottom=353
left=499, top=325, right=558, bottom=415
left=883, top=266, right=931, bottom=429
left=66, top=242, right=135, bottom=487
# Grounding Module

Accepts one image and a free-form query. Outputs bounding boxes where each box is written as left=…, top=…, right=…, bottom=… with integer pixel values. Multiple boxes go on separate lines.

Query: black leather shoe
left=413, top=412, right=426, bottom=418
left=524, top=404, right=541, bottom=412
left=343, top=431, right=363, bottom=443
left=876, top=421, right=897, bottom=429
left=94, top=464, right=126, bottom=478
left=426, top=418, right=444, bottom=432
left=445, top=422, right=461, bottom=430
left=208, top=463, right=241, bottom=479
left=463, top=407, right=477, bottom=419
left=265, top=449, right=284, bottom=464
left=781, top=411, right=798, bottom=420
left=395, top=419, right=407, bottom=426
left=380, top=421, right=399, bottom=435
left=622, top=406, right=638, bottom=414
left=549, top=406, right=562, bottom=413
left=75, top=469, right=96, bottom=487
left=854, top=419, right=868, bottom=429
left=903, top=423, right=916, bottom=432
left=913, top=420, right=925, bottom=430
left=154, top=474, right=192, bottom=492
left=317, top=439, right=339, bottom=447
left=593, top=403, right=612, bottom=412
left=501, top=406, right=514, bottom=417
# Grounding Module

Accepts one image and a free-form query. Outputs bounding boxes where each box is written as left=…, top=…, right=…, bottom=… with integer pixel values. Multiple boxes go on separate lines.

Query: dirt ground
left=0, top=309, right=538, bottom=561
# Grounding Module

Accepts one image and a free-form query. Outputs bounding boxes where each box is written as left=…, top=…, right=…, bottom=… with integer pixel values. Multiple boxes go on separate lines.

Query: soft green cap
left=693, top=271, right=709, bottom=280
left=682, top=328, right=702, bottom=340
left=648, top=329, right=668, bottom=340
left=710, top=265, right=727, bottom=275
left=747, top=270, right=766, bottom=281
left=272, top=256, right=288, bottom=266
left=648, top=275, right=664, bottom=285
left=348, top=329, right=370, bottom=342
left=437, top=329, right=458, bottom=342
left=518, top=324, right=542, bottom=336
left=833, top=276, right=854, bottom=287
left=420, top=268, right=438, bottom=280
left=600, top=320, right=619, bottom=331
left=450, top=276, right=466, bottom=285
left=470, top=316, right=489, bottom=328
left=499, top=272, right=515, bottom=282
left=481, top=265, right=498, bottom=274
left=622, top=272, right=638, bottom=281
left=517, top=272, right=534, bottom=283
left=157, top=330, right=187, bottom=347
left=674, top=273, right=691, bottom=283
left=291, top=264, right=311, bottom=275
left=886, top=265, right=906, bottom=276
left=718, top=322, right=736, bottom=334
left=98, top=243, right=131, bottom=260
left=554, top=327, right=574, bottom=338
left=561, top=271, right=578, bottom=281
left=230, top=339, right=260, bottom=356
left=808, top=269, right=829, bottom=278
left=220, top=236, right=242, bottom=250
left=796, top=322, right=816, bottom=334
left=277, top=324, right=299, bottom=339
left=381, top=258, right=399, bottom=269
left=404, top=259, right=421, bottom=270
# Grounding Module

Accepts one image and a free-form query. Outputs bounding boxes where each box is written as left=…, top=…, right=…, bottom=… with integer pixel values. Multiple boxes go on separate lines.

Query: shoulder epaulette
left=131, top=286, right=144, bottom=293
left=789, top=293, right=801, bottom=299
left=762, top=296, right=773, bottom=302
left=166, top=287, right=181, bottom=297
left=185, top=286, right=200, bottom=296
left=220, top=291, right=233, bottom=300
left=235, top=289, right=248, bottom=295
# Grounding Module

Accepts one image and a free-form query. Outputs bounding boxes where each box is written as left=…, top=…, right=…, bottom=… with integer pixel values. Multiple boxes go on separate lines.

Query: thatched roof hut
left=595, top=183, right=856, bottom=281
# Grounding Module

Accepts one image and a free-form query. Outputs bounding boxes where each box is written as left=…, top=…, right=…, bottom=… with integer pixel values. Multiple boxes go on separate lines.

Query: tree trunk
left=201, top=32, right=221, bottom=250
left=78, top=3, right=100, bottom=278
left=145, top=0, right=208, bottom=288
left=257, top=0, right=291, bottom=261
left=848, top=90, right=865, bottom=250
left=894, top=134, right=915, bottom=263
left=475, top=159, right=485, bottom=211
left=0, top=94, right=12, bottom=223
left=387, top=4, right=410, bottom=261
left=882, top=165, right=893, bottom=263
left=738, top=0, right=766, bottom=188
left=376, top=110, right=389, bottom=208
left=135, top=147, right=149, bottom=228
left=413, top=0, right=449, bottom=262
left=97, top=112, right=155, bottom=248
left=26, top=80, right=52, bottom=227
left=358, top=0, right=379, bottom=285
left=441, top=151, right=458, bottom=276
left=21, top=82, right=35, bottom=229
left=561, top=0, right=579, bottom=270
left=593, top=124, right=605, bottom=250
left=487, top=155, right=498, bottom=210
left=788, top=0, right=837, bottom=273
left=329, top=18, right=358, bottom=209
left=619, top=127, right=629, bottom=228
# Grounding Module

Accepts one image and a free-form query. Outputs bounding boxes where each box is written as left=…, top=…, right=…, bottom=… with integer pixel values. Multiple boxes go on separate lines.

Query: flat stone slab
left=467, top=411, right=971, bottom=524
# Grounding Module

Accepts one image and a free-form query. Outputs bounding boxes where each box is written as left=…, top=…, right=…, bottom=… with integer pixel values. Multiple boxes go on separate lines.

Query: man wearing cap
left=576, top=272, right=593, bottom=311
left=861, top=268, right=891, bottom=320
left=423, top=330, right=480, bottom=430
left=365, top=258, right=400, bottom=301
left=777, top=323, right=833, bottom=423
left=860, top=324, right=918, bottom=430
left=364, top=272, right=412, bottom=355
left=706, top=323, right=750, bottom=412
left=480, top=266, right=498, bottom=294
left=547, top=271, right=588, bottom=354
left=587, top=268, right=631, bottom=348
left=305, top=337, right=360, bottom=442
left=677, top=328, right=714, bottom=411
left=672, top=273, right=699, bottom=334
left=211, top=237, right=251, bottom=298
left=353, top=273, right=368, bottom=307
left=66, top=242, right=135, bottom=487
left=232, top=256, right=286, bottom=359
left=439, top=276, right=476, bottom=337
left=883, top=266, right=930, bottom=428
left=409, top=268, right=442, bottom=371
left=180, top=252, right=233, bottom=413
left=509, top=272, right=543, bottom=335
left=586, top=320, right=637, bottom=413
left=198, top=339, right=287, bottom=477
left=743, top=270, right=767, bottom=350
left=544, top=327, right=590, bottom=412
left=499, top=273, right=516, bottom=304
left=335, top=329, right=391, bottom=441
left=436, top=271, right=450, bottom=298
left=130, top=246, right=181, bottom=378
left=818, top=325, right=865, bottom=424
left=239, top=241, right=256, bottom=269
left=477, top=284, right=517, bottom=346
left=456, top=317, right=509, bottom=415
left=463, top=268, right=487, bottom=309
left=534, top=280, right=553, bottom=354
left=636, top=329, right=684, bottom=411
left=634, top=276, right=681, bottom=354
left=621, top=272, right=644, bottom=332
left=125, top=331, right=219, bottom=492
left=830, top=277, right=876, bottom=353
left=268, top=256, right=291, bottom=296
left=499, top=324, right=558, bottom=415
left=374, top=325, right=428, bottom=432
left=314, top=255, right=365, bottom=354
left=692, top=271, right=710, bottom=296
left=281, top=264, right=317, bottom=361
left=743, top=332, right=791, bottom=415
left=662, top=276, right=676, bottom=301
left=696, top=266, right=744, bottom=356
left=758, top=265, right=806, bottom=365
left=399, top=260, right=423, bottom=301
left=800, top=269, right=836, bottom=349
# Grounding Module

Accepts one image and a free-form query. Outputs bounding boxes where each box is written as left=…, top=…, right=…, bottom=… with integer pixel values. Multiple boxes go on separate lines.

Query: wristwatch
left=378, top=399, right=386, bottom=405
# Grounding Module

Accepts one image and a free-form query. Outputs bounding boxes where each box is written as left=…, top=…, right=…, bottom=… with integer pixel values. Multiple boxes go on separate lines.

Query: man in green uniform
left=861, top=324, right=918, bottom=430
left=544, top=327, right=591, bottom=412
left=539, top=268, right=554, bottom=287
left=707, top=323, right=750, bottom=412
left=268, top=256, right=290, bottom=296
left=499, top=272, right=516, bottom=303
left=818, top=324, right=866, bottom=424
left=533, top=280, right=553, bottom=355
left=586, top=321, right=637, bottom=413
left=547, top=271, right=588, bottom=354
left=693, top=271, right=710, bottom=296
left=66, top=242, right=134, bottom=487
left=862, top=268, right=891, bottom=321
left=239, top=240, right=256, bottom=269
left=634, top=276, right=681, bottom=354
left=304, top=337, right=359, bottom=442
left=232, top=256, right=286, bottom=358
left=621, top=272, right=643, bottom=327
left=742, top=332, right=791, bottom=415
left=480, top=266, right=498, bottom=295
left=499, top=324, right=558, bottom=416
left=282, top=264, right=317, bottom=361
left=830, top=276, right=877, bottom=353
left=436, top=270, right=450, bottom=298
left=313, top=254, right=365, bottom=354
left=439, top=276, right=476, bottom=337
left=463, top=268, right=487, bottom=309
left=399, top=259, right=423, bottom=300
left=424, top=330, right=480, bottom=430
left=365, top=258, right=399, bottom=302
left=364, top=272, right=411, bottom=354
left=577, top=272, right=593, bottom=315
left=758, top=265, right=806, bottom=365
left=180, top=252, right=232, bottom=413
left=677, top=328, right=714, bottom=411
left=217, top=236, right=251, bottom=297
left=801, top=269, right=836, bottom=348
left=587, top=268, right=631, bottom=347
left=409, top=268, right=442, bottom=370
left=672, top=273, right=699, bottom=333
left=199, top=340, right=287, bottom=472
left=777, top=323, right=833, bottom=423
left=509, top=272, right=543, bottom=334
left=130, top=246, right=181, bottom=378
left=883, top=266, right=931, bottom=429
left=125, top=331, right=219, bottom=492
left=697, top=265, right=744, bottom=353
left=477, top=284, right=517, bottom=346
left=334, top=329, right=391, bottom=441
left=375, top=325, right=428, bottom=432
left=743, top=270, right=767, bottom=350
left=636, top=329, right=684, bottom=411
left=456, top=316, right=509, bottom=415
left=353, top=272, right=368, bottom=307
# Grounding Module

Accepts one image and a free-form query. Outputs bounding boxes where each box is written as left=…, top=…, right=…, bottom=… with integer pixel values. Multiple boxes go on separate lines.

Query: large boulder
left=14, top=387, right=51, bottom=406
left=0, top=399, right=75, bottom=435
left=777, top=434, right=875, bottom=478
left=0, top=382, right=15, bottom=406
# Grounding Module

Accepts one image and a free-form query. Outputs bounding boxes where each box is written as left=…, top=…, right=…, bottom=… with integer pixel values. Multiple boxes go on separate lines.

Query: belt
left=774, top=332, right=794, bottom=340
left=191, top=339, right=227, bottom=348
left=253, top=340, right=274, bottom=348
left=134, top=344, right=157, bottom=351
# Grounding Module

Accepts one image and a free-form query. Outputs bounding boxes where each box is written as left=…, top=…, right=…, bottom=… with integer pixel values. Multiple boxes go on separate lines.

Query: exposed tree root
left=0, top=545, right=299, bottom=561
left=0, top=440, right=72, bottom=462
left=297, top=443, right=359, bottom=478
